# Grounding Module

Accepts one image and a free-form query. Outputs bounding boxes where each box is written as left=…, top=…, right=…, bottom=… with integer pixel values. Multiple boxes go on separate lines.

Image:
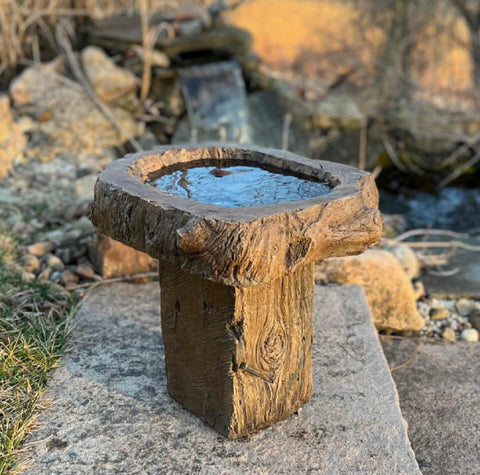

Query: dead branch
left=437, top=149, right=480, bottom=189
left=402, top=240, right=480, bottom=251
left=68, top=272, right=159, bottom=290
left=394, top=228, right=471, bottom=241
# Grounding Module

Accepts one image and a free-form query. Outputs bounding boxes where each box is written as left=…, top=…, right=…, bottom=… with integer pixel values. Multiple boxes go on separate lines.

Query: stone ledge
left=24, top=283, right=419, bottom=473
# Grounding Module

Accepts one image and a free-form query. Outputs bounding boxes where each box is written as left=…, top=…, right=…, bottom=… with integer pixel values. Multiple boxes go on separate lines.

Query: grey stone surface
left=24, top=283, right=419, bottom=474
left=421, top=237, right=480, bottom=298
left=382, top=338, right=480, bottom=474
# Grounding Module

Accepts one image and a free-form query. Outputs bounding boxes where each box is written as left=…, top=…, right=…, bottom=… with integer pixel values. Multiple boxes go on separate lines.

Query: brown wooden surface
left=160, top=260, right=314, bottom=438
left=91, top=144, right=382, bottom=287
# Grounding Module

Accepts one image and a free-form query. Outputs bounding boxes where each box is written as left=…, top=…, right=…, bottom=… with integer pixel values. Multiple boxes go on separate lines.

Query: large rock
left=81, top=46, right=139, bottom=112
left=316, top=249, right=423, bottom=332
left=0, top=95, right=26, bottom=178
left=10, top=60, right=142, bottom=153
left=382, top=338, right=480, bottom=474
left=9, top=58, right=63, bottom=106
left=23, top=283, right=419, bottom=473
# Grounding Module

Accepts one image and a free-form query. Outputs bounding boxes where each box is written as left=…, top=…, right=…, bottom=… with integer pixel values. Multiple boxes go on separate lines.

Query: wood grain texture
left=91, top=144, right=382, bottom=287
left=159, top=260, right=314, bottom=438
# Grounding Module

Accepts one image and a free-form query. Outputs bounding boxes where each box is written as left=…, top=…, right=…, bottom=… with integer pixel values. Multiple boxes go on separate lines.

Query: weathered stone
left=27, top=241, right=55, bottom=256
left=81, top=46, right=139, bottom=111
left=470, top=311, right=480, bottom=332
left=45, top=254, right=65, bottom=272
left=74, top=174, right=98, bottom=203
left=9, top=58, right=63, bottom=106
left=74, top=264, right=95, bottom=280
left=384, top=242, right=421, bottom=279
left=0, top=95, right=26, bottom=178
left=20, top=254, right=40, bottom=274
left=382, top=338, right=480, bottom=474
left=430, top=307, right=449, bottom=321
left=460, top=328, right=479, bottom=342
left=316, top=249, right=423, bottom=332
left=381, top=213, right=407, bottom=238
left=442, top=326, right=456, bottom=341
left=60, top=270, right=79, bottom=286
left=88, top=232, right=158, bottom=279
left=23, top=283, right=419, bottom=473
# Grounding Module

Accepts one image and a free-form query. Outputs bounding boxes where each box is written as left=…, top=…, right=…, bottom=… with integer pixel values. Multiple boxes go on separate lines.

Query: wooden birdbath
left=91, top=144, right=382, bottom=438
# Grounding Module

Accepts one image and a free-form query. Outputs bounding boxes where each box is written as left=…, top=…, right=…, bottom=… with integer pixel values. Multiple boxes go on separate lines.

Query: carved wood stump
left=91, top=144, right=382, bottom=438
left=160, top=260, right=314, bottom=438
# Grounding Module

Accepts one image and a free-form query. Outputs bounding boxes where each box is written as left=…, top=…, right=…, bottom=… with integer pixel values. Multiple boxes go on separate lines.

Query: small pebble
left=442, top=327, right=456, bottom=342
left=385, top=243, right=420, bottom=279
left=430, top=308, right=449, bottom=321
left=20, top=254, right=40, bottom=273
left=470, top=311, right=480, bottom=332
left=45, top=254, right=65, bottom=272
left=27, top=241, right=55, bottom=256
left=456, top=298, right=476, bottom=317
left=60, top=270, right=79, bottom=286
left=21, top=271, right=36, bottom=282
left=75, top=264, right=95, bottom=280
left=460, top=328, right=479, bottom=342
left=50, top=271, right=62, bottom=283
left=72, top=216, right=95, bottom=234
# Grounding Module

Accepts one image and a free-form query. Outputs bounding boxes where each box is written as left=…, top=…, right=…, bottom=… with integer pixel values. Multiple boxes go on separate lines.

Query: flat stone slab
left=382, top=338, right=480, bottom=474
left=421, top=236, right=480, bottom=298
left=24, top=283, right=419, bottom=474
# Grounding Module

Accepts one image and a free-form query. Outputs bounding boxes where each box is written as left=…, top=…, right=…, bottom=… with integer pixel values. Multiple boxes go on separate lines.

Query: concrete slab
left=421, top=236, right=480, bottom=298
left=24, top=283, right=419, bottom=474
left=382, top=338, right=480, bottom=474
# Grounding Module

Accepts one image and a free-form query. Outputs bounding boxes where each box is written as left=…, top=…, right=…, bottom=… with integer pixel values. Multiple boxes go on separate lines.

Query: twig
left=55, top=23, right=143, bottom=153
left=428, top=268, right=460, bottom=276
left=381, top=133, right=408, bottom=172
left=67, top=272, right=159, bottom=290
left=440, top=133, right=480, bottom=168
left=390, top=342, right=420, bottom=372
left=437, top=149, right=480, bottom=189
left=402, top=241, right=480, bottom=251
left=394, top=228, right=470, bottom=242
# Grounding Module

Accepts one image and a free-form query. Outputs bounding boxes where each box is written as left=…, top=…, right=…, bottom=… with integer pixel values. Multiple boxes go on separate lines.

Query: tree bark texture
left=160, top=260, right=314, bottom=438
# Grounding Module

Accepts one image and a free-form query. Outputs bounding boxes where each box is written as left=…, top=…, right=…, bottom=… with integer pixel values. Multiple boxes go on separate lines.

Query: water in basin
left=149, top=165, right=331, bottom=207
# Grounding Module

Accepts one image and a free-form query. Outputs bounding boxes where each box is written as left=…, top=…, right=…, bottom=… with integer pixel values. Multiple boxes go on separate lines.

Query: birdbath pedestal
left=91, top=144, right=382, bottom=438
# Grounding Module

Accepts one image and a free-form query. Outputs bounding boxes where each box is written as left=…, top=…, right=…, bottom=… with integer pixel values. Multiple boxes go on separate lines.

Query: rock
left=72, top=216, right=96, bottom=234
left=430, top=308, right=449, bottom=321
left=20, top=254, right=40, bottom=274
left=456, top=298, right=477, bottom=317
left=11, top=60, right=142, bottom=153
left=470, top=311, right=480, bottom=332
left=316, top=249, right=423, bottom=332
left=50, top=271, right=62, bottom=283
left=75, top=264, right=95, bottom=280
left=27, top=241, right=55, bottom=256
left=442, top=327, right=456, bottom=342
left=81, top=46, right=139, bottom=111
left=9, top=58, right=63, bottom=106
left=45, top=254, right=65, bottom=272
left=88, top=232, right=158, bottom=279
left=74, top=175, right=98, bottom=203
left=61, top=270, right=79, bottom=286
left=460, top=328, right=479, bottom=342
left=384, top=243, right=420, bottom=279
left=306, top=92, right=363, bottom=130
left=0, top=95, right=27, bottom=178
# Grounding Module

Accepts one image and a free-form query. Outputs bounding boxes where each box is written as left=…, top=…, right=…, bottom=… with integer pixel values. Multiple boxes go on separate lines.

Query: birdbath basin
left=91, top=144, right=382, bottom=438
